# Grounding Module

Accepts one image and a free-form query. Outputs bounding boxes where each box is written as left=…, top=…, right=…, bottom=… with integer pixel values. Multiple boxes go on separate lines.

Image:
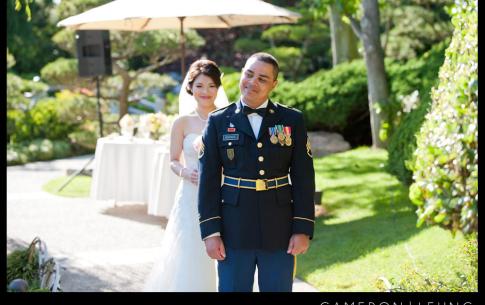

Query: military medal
left=277, top=125, right=285, bottom=146
left=269, top=127, right=278, bottom=144
left=284, top=126, right=292, bottom=146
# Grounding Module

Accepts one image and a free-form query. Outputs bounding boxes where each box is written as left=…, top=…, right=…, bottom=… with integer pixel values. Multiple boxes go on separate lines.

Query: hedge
left=408, top=0, right=477, bottom=235
left=386, top=40, right=449, bottom=185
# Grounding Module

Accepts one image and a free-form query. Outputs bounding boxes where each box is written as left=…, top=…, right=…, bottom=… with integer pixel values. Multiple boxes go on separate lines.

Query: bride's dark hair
left=186, top=59, right=222, bottom=95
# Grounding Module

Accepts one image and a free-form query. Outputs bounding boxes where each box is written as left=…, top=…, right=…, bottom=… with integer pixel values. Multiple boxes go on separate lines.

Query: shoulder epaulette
left=210, top=102, right=236, bottom=115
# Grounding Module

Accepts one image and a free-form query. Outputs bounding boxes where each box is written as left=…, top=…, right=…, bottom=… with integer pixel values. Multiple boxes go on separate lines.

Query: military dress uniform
left=198, top=99, right=315, bottom=292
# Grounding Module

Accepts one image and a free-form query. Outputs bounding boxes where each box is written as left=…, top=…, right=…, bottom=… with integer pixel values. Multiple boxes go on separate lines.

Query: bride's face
left=192, top=74, right=218, bottom=107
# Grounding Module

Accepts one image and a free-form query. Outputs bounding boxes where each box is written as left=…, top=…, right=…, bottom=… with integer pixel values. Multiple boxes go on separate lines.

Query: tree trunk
left=329, top=3, right=359, bottom=66
left=360, top=0, right=389, bottom=148
left=119, top=76, right=131, bottom=120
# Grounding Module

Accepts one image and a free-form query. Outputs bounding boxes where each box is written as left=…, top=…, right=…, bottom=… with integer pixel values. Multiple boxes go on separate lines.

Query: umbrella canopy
left=57, top=0, right=301, bottom=75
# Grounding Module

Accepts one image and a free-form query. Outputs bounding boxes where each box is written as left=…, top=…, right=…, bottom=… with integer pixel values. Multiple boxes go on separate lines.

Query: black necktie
left=242, top=105, right=267, bottom=117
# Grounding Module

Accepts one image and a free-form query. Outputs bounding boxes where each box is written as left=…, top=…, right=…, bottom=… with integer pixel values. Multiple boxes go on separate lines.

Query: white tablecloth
left=90, top=136, right=167, bottom=203
left=147, top=148, right=182, bottom=217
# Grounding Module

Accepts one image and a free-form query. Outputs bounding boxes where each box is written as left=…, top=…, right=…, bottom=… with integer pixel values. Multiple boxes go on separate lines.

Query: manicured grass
left=42, top=176, right=92, bottom=198
left=298, top=147, right=471, bottom=291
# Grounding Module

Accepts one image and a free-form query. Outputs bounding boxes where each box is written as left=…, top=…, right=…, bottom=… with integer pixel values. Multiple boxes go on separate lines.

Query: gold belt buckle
left=255, top=179, right=267, bottom=191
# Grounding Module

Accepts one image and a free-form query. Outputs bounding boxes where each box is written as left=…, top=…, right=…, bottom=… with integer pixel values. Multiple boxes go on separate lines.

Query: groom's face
left=240, top=58, right=278, bottom=106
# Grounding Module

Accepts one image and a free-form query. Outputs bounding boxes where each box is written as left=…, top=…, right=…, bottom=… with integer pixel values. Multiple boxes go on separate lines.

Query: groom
left=198, top=52, right=315, bottom=292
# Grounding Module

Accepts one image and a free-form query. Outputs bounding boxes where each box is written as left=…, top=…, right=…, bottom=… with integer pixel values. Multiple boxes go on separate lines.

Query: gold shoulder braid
left=198, top=141, right=205, bottom=159
left=306, top=136, right=313, bottom=158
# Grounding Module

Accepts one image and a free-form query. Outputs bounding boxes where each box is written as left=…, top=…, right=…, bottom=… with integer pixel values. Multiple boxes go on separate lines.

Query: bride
left=143, top=59, right=228, bottom=292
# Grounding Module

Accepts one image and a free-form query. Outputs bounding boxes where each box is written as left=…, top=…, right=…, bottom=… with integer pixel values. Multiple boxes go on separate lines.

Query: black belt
left=223, top=175, right=289, bottom=191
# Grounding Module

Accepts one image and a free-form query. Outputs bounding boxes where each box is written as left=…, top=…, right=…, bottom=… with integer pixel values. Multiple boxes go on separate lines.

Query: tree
left=328, top=2, right=360, bottom=66
left=303, top=0, right=389, bottom=148
left=46, top=0, right=204, bottom=119
left=14, top=0, right=32, bottom=21
left=380, top=0, right=453, bottom=61
left=299, top=0, right=359, bottom=67
left=340, top=0, right=389, bottom=148
left=8, top=0, right=68, bottom=76
left=45, top=29, right=203, bottom=119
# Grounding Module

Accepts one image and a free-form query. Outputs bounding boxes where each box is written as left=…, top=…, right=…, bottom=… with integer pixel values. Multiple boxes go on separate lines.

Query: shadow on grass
left=315, top=155, right=386, bottom=176
left=101, top=203, right=168, bottom=228
left=302, top=148, right=424, bottom=280
left=299, top=209, right=423, bottom=278
left=323, top=181, right=410, bottom=214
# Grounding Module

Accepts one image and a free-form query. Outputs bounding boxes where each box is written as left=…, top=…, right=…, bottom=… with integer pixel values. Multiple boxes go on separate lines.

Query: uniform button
left=259, top=170, right=265, bottom=176
left=258, top=156, right=264, bottom=162
left=257, top=142, right=263, bottom=148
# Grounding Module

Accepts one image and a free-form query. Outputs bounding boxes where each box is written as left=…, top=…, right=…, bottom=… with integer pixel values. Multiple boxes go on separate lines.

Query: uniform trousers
left=217, top=247, right=295, bottom=292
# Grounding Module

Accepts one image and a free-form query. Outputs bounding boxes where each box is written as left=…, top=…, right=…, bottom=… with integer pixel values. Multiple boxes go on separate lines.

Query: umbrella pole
left=179, top=17, right=186, bottom=77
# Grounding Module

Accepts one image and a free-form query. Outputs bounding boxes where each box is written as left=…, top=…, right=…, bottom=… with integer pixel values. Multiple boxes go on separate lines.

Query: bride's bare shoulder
left=172, top=114, right=199, bottom=133
left=173, top=114, right=193, bottom=126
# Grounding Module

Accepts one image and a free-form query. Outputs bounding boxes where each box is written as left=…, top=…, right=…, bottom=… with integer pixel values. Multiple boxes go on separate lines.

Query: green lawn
left=299, top=147, right=472, bottom=291
left=42, top=175, right=92, bottom=198
left=41, top=148, right=474, bottom=291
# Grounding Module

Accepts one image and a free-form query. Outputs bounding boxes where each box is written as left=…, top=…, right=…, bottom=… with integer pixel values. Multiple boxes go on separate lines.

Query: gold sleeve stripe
left=293, top=217, right=315, bottom=223
left=199, top=216, right=221, bottom=224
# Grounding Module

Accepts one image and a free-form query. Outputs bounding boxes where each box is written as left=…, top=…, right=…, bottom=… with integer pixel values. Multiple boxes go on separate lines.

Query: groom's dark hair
left=186, top=59, right=222, bottom=95
left=246, top=52, right=279, bottom=80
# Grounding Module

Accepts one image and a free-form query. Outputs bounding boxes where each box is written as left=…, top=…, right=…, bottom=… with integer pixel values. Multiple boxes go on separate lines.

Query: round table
left=91, top=136, right=167, bottom=204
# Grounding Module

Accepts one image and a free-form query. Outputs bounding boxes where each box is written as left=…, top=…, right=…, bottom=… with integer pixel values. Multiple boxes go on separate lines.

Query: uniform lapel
left=257, top=100, right=282, bottom=141
left=229, top=100, right=256, bottom=140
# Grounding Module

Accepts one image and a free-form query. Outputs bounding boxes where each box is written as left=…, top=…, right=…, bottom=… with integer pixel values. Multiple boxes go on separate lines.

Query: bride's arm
left=169, top=116, right=187, bottom=178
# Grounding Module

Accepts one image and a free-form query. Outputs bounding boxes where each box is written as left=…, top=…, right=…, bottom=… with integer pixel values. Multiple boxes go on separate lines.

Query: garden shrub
left=68, top=129, right=97, bottom=154
left=40, top=57, right=80, bottom=88
left=7, top=144, right=30, bottom=166
left=28, top=98, right=77, bottom=141
left=55, top=90, right=98, bottom=123
left=221, top=72, right=242, bottom=103
left=386, top=40, right=449, bottom=185
left=7, top=72, right=48, bottom=111
left=27, top=139, right=55, bottom=161
left=272, top=59, right=368, bottom=132
left=7, top=139, right=73, bottom=166
left=264, top=46, right=310, bottom=80
left=408, top=0, right=477, bottom=235
left=9, top=97, right=78, bottom=144
left=379, top=233, right=477, bottom=292
left=234, top=38, right=270, bottom=53
left=52, top=140, right=73, bottom=159
left=219, top=44, right=451, bottom=149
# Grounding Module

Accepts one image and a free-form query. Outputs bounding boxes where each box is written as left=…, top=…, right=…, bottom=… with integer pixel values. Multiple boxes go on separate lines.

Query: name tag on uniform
left=223, top=134, right=239, bottom=141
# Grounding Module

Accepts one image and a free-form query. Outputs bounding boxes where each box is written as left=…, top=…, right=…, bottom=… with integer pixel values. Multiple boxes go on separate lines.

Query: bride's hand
left=182, top=168, right=199, bottom=185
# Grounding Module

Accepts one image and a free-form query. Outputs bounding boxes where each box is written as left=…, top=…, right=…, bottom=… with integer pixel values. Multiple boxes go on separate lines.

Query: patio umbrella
left=57, top=0, right=301, bottom=76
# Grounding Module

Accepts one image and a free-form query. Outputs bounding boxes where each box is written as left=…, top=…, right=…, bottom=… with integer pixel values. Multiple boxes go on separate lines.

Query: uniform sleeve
left=289, top=112, right=316, bottom=239
left=198, top=115, right=223, bottom=240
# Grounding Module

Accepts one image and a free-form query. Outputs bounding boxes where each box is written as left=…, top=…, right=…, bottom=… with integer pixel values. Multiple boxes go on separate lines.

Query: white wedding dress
left=143, top=133, right=217, bottom=292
